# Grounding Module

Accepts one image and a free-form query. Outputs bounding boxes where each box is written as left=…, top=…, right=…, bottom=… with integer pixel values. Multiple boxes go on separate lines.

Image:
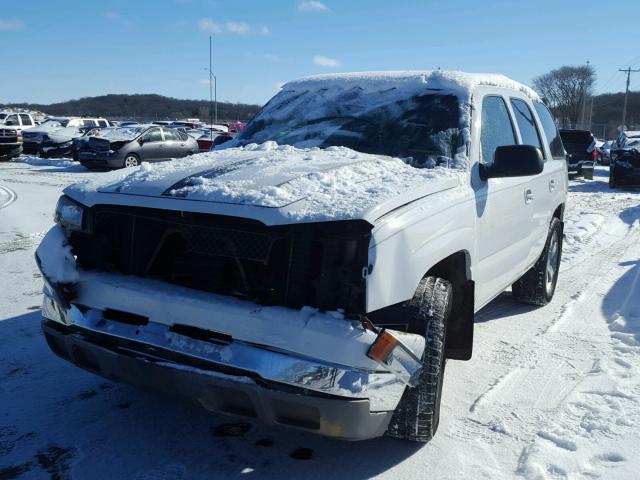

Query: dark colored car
left=79, top=125, right=199, bottom=169
left=559, top=129, right=597, bottom=179
left=609, top=131, right=640, bottom=188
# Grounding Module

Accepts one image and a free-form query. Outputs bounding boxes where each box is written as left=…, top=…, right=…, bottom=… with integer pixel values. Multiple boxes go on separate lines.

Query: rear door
left=161, top=128, right=184, bottom=158
left=138, top=128, right=167, bottom=162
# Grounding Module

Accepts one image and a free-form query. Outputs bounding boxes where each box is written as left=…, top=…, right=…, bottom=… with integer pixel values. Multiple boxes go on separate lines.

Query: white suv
left=35, top=71, right=567, bottom=442
left=22, top=116, right=109, bottom=155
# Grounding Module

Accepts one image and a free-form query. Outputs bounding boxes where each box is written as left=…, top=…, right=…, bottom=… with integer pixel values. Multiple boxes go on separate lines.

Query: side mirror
left=138, top=138, right=144, bottom=146
left=480, top=145, right=544, bottom=180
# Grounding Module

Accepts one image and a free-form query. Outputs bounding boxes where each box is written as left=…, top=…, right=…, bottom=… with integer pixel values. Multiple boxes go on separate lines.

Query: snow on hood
left=65, top=141, right=461, bottom=224
left=47, top=126, right=84, bottom=143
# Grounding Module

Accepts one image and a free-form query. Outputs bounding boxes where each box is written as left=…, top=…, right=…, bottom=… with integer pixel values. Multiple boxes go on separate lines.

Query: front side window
left=83, top=119, right=97, bottom=127
left=480, top=96, right=516, bottom=165
left=141, top=128, right=162, bottom=143
left=98, top=120, right=108, bottom=127
left=533, top=102, right=565, bottom=159
left=5, top=115, right=19, bottom=126
left=19, top=114, right=33, bottom=126
left=511, top=98, right=543, bottom=155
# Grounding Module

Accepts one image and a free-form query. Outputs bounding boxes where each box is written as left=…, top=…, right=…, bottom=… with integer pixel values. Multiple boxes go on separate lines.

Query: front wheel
left=123, top=154, right=139, bottom=168
left=512, top=217, right=562, bottom=306
left=386, top=276, right=451, bottom=443
left=609, top=170, right=617, bottom=188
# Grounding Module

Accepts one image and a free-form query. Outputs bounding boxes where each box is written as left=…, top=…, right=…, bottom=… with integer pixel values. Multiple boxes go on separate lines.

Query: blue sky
left=2, top=0, right=640, bottom=106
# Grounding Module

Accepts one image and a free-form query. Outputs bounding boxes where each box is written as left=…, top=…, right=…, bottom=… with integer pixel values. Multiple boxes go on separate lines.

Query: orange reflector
left=367, top=329, right=398, bottom=364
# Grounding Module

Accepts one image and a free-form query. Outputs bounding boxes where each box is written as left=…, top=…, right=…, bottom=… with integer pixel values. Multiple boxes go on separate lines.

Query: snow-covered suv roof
left=284, top=70, right=540, bottom=102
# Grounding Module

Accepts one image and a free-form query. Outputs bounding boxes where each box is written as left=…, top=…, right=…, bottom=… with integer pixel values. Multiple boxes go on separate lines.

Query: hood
left=65, top=142, right=462, bottom=225
left=47, top=127, right=83, bottom=143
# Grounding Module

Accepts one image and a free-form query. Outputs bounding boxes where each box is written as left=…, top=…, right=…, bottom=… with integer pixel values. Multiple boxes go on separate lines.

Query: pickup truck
left=35, top=70, right=567, bottom=443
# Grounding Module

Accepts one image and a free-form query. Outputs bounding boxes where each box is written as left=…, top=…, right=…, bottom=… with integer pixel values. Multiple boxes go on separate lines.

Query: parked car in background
left=38, top=71, right=567, bottom=443
left=71, top=127, right=115, bottom=161
left=0, top=126, right=22, bottom=160
left=559, top=129, right=596, bottom=179
left=170, top=120, right=203, bottom=129
left=598, top=140, right=614, bottom=165
left=609, top=130, right=640, bottom=188
left=23, top=117, right=109, bottom=155
left=188, top=126, right=230, bottom=151
left=0, top=111, right=36, bottom=132
left=79, top=125, right=198, bottom=169
left=0, top=112, right=35, bottom=159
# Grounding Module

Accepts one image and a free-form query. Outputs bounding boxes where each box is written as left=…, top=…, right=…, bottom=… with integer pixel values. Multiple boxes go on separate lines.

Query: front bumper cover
left=35, top=233, right=425, bottom=439
left=42, top=318, right=393, bottom=440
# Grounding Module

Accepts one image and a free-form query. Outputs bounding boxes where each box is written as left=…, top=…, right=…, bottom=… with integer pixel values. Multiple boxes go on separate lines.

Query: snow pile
left=35, top=224, right=79, bottom=283
left=11, top=156, right=81, bottom=170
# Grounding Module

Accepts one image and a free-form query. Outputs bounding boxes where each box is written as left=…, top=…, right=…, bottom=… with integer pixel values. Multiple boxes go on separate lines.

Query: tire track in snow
left=0, top=184, right=17, bottom=210
left=0, top=231, right=47, bottom=255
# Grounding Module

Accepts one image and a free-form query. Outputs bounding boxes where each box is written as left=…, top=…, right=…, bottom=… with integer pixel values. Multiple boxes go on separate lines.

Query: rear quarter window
left=533, top=103, right=565, bottom=159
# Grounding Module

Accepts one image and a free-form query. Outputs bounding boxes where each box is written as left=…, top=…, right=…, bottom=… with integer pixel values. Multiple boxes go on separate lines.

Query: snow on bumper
left=35, top=226, right=425, bottom=416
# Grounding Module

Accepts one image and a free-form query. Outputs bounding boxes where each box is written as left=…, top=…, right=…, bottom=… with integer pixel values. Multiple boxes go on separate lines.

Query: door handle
left=549, top=180, right=556, bottom=192
left=524, top=188, right=534, bottom=204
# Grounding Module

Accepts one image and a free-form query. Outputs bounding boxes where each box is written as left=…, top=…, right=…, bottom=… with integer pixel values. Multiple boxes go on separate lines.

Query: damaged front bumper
left=35, top=229, right=425, bottom=440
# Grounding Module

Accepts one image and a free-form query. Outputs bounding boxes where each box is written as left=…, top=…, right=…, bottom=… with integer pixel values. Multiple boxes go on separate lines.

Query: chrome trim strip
left=46, top=301, right=406, bottom=412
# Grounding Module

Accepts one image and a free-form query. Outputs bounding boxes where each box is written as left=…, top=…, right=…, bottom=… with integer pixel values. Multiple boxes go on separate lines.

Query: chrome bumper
left=42, top=293, right=411, bottom=412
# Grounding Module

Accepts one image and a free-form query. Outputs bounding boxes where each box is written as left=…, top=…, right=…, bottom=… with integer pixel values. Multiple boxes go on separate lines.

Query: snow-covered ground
left=1, top=158, right=639, bottom=479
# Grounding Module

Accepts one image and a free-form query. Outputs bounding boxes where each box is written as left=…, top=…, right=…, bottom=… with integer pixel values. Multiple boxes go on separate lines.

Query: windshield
left=234, top=88, right=464, bottom=167
left=0, top=113, right=7, bottom=121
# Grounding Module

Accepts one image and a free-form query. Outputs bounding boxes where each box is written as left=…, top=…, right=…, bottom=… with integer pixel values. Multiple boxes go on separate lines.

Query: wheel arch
left=426, top=251, right=475, bottom=360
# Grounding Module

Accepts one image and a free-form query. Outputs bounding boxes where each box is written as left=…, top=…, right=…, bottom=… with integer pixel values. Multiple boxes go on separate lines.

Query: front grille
left=0, top=129, right=18, bottom=142
left=70, top=206, right=371, bottom=316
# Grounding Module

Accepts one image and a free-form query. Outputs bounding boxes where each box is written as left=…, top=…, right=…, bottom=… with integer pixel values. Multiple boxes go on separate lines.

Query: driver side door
left=472, top=92, right=536, bottom=308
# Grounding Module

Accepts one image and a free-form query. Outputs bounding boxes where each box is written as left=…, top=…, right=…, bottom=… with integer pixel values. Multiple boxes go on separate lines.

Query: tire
left=609, top=170, right=617, bottom=188
left=512, top=217, right=562, bottom=306
left=39, top=148, right=48, bottom=159
left=386, top=276, right=451, bottom=443
left=123, top=154, right=139, bottom=168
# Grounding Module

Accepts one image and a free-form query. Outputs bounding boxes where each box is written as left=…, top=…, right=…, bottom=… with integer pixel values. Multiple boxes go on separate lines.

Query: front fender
left=366, top=207, right=475, bottom=313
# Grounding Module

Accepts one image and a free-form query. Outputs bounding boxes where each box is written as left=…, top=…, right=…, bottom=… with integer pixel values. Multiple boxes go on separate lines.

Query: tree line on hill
left=533, top=65, right=640, bottom=139
left=2, top=94, right=262, bottom=123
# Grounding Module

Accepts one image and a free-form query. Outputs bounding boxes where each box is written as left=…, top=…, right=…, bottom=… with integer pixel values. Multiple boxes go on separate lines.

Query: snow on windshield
left=231, top=70, right=540, bottom=169
left=236, top=88, right=464, bottom=168
left=101, top=126, right=145, bottom=141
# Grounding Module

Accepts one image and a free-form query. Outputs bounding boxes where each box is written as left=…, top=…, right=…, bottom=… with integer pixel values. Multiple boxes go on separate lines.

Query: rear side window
left=163, top=129, right=180, bottom=141
left=533, top=103, right=565, bottom=159
left=83, top=119, right=97, bottom=127
left=510, top=99, right=543, bottom=155
left=177, top=130, right=189, bottom=141
left=480, top=96, right=516, bottom=165
left=19, top=114, right=33, bottom=126
left=98, top=120, right=108, bottom=127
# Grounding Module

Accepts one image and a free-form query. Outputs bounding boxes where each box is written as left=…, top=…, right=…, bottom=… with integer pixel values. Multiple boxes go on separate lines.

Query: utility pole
left=579, top=61, right=589, bottom=128
left=619, top=66, right=640, bottom=128
left=209, top=35, right=213, bottom=142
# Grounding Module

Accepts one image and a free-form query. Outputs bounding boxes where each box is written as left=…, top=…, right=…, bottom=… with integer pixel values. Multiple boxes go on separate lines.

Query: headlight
left=54, top=196, right=86, bottom=232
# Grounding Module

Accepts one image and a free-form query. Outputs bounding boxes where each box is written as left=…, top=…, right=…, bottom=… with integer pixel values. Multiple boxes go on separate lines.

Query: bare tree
left=533, top=65, right=596, bottom=128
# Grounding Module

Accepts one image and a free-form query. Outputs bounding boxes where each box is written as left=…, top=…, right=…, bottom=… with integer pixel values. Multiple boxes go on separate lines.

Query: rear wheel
left=609, top=169, right=617, bottom=188
left=123, top=154, right=139, bottom=168
left=386, top=276, right=451, bottom=443
left=512, top=217, right=562, bottom=306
